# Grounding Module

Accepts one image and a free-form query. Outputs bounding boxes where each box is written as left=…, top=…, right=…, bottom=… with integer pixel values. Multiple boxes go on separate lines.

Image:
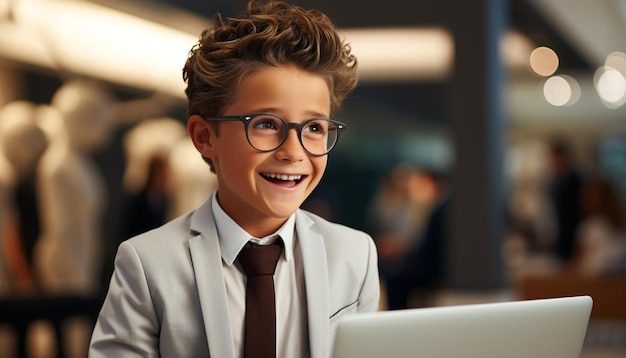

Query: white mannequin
left=0, top=101, right=49, bottom=295
left=34, top=80, right=114, bottom=295
left=34, top=79, right=181, bottom=295
left=29, top=79, right=181, bottom=358
left=0, top=100, right=51, bottom=358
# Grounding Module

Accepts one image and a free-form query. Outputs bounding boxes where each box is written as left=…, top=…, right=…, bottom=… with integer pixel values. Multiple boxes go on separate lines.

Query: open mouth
left=261, top=173, right=305, bottom=185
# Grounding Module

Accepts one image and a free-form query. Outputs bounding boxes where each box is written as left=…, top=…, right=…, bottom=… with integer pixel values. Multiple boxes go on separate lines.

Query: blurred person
left=504, top=141, right=560, bottom=277
left=122, top=155, right=172, bottom=238
left=0, top=101, right=50, bottom=358
left=569, top=175, right=626, bottom=276
left=121, top=117, right=187, bottom=238
left=507, top=141, right=557, bottom=254
left=546, top=138, right=585, bottom=264
left=89, top=2, right=380, bottom=357
left=401, top=171, right=448, bottom=308
left=0, top=100, right=49, bottom=296
left=365, top=163, right=440, bottom=309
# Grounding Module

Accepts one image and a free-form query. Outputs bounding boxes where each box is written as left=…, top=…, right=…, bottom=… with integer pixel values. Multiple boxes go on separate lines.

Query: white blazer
left=89, top=198, right=380, bottom=358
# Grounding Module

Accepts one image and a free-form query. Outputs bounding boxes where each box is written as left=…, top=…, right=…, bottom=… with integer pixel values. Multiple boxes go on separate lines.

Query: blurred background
left=0, top=0, right=624, bottom=357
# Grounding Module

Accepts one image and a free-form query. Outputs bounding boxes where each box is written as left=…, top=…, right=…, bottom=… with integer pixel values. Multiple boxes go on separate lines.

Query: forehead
left=225, top=65, right=331, bottom=117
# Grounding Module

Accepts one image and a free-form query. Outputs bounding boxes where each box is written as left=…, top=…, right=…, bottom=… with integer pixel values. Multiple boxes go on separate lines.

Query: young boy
left=89, top=1, right=380, bottom=357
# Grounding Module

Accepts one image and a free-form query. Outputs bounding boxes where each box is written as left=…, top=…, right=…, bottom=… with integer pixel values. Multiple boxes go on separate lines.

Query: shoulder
left=297, top=209, right=375, bottom=255
left=112, top=211, right=199, bottom=285
left=298, top=209, right=370, bottom=238
left=120, top=211, right=193, bottom=254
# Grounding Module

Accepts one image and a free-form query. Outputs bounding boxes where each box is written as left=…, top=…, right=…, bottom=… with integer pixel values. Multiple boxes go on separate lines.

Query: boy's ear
left=187, top=115, right=216, bottom=158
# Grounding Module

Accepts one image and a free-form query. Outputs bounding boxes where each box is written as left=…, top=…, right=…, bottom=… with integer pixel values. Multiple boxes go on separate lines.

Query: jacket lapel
left=296, top=210, right=330, bottom=358
left=186, top=204, right=332, bottom=358
left=188, top=199, right=235, bottom=358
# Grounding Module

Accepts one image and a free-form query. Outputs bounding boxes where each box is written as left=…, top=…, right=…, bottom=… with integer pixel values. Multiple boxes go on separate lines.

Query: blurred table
left=516, top=273, right=626, bottom=319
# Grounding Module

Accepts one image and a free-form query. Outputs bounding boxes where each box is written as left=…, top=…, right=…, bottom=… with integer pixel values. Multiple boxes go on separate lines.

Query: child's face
left=205, top=65, right=331, bottom=236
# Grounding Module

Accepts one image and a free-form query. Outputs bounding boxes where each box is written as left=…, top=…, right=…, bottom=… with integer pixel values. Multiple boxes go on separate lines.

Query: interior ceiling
left=149, top=0, right=626, bottom=125
left=527, top=0, right=626, bottom=68
left=5, top=0, right=624, bottom=125
left=97, top=0, right=615, bottom=73
left=154, top=0, right=624, bottom=71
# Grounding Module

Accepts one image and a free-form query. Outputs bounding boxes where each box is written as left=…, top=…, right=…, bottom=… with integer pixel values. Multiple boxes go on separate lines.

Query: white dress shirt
left=211, top=193, right=309, bottom=358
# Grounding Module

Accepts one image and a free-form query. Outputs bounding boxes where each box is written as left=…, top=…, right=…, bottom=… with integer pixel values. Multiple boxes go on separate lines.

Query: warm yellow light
left=530, top=46, right=559, bottom=77
left=341, top=27, right=454, bottom=82
left=0, top=1, right=538, bottom=93
left=1, top=0, right=198, bottom=98
left=501, top=30, right=536, bottom=72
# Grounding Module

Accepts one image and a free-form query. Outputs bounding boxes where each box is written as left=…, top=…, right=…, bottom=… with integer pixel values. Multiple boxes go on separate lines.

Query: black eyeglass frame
left=203, top=113, right=347, bottom=156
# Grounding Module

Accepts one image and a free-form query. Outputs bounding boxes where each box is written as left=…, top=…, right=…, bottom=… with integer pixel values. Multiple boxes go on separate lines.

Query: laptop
left=332, top=295, right=592, bottom=358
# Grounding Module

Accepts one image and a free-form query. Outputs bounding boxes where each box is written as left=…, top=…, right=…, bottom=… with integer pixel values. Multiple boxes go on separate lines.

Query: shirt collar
left=211, top=192, right=295, bottom=267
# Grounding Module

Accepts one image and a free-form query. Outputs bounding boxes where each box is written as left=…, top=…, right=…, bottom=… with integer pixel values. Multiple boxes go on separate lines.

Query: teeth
left=263, top=173, right=302, bottom=181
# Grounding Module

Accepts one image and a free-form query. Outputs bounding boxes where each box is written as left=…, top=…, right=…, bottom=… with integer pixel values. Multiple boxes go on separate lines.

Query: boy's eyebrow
left=246, top=108, right=331, bottom=119
left=306, top=111, right=332, bottom=119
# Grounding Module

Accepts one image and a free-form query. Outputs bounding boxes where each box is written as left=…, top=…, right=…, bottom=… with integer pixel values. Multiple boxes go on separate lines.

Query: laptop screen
left=332, top=295, right=592, bottom=358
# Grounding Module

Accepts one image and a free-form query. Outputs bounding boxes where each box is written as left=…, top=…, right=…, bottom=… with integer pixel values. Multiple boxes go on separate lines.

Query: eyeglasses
left=203, top=113, right=346, bottom=156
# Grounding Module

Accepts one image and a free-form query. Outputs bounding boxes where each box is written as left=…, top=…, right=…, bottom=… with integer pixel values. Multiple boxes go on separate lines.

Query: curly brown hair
left=182, top=0, right=358, bottom=119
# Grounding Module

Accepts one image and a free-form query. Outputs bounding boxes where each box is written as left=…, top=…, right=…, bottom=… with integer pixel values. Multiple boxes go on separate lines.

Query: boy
left=89, top=1, right=380, bottom=357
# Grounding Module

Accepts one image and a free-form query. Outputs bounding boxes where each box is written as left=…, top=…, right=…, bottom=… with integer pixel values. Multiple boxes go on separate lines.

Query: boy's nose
left=275, top=128, right=305, bottom=161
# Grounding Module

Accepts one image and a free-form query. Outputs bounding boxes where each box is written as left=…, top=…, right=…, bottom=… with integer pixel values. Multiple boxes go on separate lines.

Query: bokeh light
left=543, top=75, right=580, bottom=106
left=594, top=66, right=626, bottom=108
left=605, top=51, right=626, bottom=75
left=529, top=46, right=559, bottom=77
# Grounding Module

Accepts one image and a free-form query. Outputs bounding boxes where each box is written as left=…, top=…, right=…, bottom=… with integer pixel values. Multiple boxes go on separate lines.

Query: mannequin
left=0, top=101, right=51, bottom=358
left=34, top=80, right=114, bottom=295
left=34, top=79, right=180, bottom=293
left=30, top=79, right=181, bottom=358
left=0, top=101, right=49, bottom=295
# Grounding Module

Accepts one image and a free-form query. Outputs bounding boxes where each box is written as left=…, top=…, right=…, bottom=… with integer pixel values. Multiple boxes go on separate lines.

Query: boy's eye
left=304, top=122, right=326, bottom=135
left=252, top=117, right=280, bottom=130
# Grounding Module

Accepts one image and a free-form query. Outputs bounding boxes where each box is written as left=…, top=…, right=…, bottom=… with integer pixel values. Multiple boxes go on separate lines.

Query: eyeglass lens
left=247, top=115, right=338, bottom=155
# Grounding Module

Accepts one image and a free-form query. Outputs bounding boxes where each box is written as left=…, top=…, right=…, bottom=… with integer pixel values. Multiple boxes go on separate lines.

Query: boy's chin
left=267, top=205, right=301, bottom=219
left=263, top=197, right=308, bottom=218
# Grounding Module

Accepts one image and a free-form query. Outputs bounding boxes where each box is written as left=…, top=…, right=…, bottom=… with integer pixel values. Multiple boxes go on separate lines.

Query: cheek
left=214, top=137, right=260, bottom=175
left=211, top=129, right=238, bottom=159
left=310, top=157, right=328, bottom=184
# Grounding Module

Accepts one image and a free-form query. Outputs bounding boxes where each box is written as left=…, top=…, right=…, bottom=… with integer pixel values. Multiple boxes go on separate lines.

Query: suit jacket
left=89, top=198, right=380, bottom=358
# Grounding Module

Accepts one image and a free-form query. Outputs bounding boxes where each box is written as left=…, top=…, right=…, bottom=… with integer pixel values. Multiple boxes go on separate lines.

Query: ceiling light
left=543, top=75, right=579, bottom=106
left=340, top=27, right=454, bottom=82
left=529, top=46, right=559, bottom=77
left=594, top=66, right=626, bottom=108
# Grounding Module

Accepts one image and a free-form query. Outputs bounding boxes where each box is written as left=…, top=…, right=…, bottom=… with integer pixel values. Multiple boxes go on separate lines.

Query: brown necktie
left=237, top=241, right=283, bottom=358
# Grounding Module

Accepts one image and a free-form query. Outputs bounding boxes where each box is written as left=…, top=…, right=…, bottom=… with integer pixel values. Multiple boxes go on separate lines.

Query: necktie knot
left=237, top=242, right=282, bottom=277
